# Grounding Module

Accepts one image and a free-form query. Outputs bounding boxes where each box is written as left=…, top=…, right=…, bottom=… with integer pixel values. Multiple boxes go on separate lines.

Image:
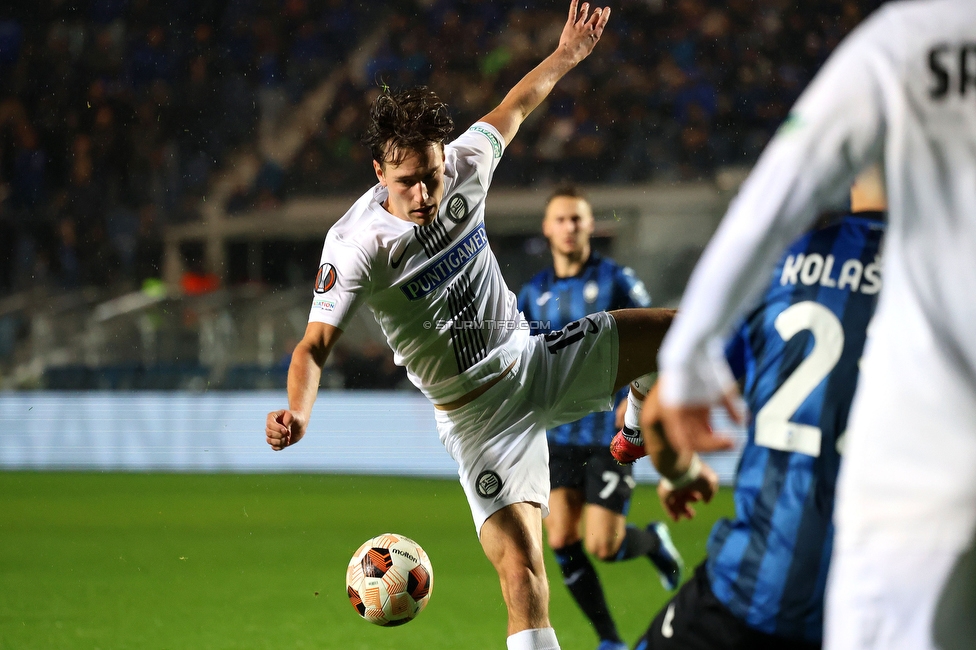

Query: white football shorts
left=434, top=311, right=619, bottom=535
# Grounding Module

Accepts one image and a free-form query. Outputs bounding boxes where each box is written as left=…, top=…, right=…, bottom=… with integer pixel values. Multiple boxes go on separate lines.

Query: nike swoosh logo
left=564, top=568, right=585, bottom=586
left=661, top=603, right=675, bottom=638
left=391, top=242, right=410, bottom=269
left=585, top=316, right=598, bottom=334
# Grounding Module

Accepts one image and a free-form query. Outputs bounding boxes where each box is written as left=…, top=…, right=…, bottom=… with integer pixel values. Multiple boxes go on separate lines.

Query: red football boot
left=610, top=426, right=647, bottom=464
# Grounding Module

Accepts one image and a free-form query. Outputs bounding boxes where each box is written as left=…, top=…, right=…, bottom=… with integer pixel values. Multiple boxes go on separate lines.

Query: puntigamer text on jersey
left=400, top=224, right=489, bottom=300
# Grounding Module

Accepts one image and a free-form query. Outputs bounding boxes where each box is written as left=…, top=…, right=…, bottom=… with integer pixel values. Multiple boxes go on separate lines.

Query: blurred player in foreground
left=620, top=170, right=886, bottom=650
left=264, top=4, right=682, bottom=649
left=518, top=188, right=680, bottom=650
left=653, top=2, right=976, bottom=648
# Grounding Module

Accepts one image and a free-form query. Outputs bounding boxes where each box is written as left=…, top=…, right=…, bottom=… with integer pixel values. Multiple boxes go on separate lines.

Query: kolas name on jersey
left=779, top=252, right=881, bottom=294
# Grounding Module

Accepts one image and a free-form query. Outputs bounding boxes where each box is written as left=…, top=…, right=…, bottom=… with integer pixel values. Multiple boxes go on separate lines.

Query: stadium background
left=0, top=1, right=881, bottom=648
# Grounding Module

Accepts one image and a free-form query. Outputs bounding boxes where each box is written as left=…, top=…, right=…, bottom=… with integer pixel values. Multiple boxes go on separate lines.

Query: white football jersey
left=309, top=122, right=529, bottom=404
left=659, top=0, right=976, bottom=411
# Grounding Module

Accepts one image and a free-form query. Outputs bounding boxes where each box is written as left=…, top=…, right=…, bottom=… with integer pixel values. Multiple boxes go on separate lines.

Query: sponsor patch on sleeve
left=312, top=296, right=337, bottom=312
left=468, top=125, right=502, bottom=159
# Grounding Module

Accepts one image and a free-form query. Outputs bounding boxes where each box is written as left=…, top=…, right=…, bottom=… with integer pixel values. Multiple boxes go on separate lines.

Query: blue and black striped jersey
left=518, top=253, right=651, bottom=447
left=707, top=213, right=885, bottom=642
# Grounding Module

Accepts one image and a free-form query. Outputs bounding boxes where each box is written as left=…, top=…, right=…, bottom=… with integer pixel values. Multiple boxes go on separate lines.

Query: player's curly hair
left=363, top=86, right=455, bottom=166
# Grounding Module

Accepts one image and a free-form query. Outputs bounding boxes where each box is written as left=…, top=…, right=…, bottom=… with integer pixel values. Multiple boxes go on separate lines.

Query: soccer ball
left=345, top=533, right=433, bottom=626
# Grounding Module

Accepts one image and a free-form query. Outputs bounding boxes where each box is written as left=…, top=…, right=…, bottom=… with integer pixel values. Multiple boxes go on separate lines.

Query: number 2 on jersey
left=754, top=301, right=844, bottom=457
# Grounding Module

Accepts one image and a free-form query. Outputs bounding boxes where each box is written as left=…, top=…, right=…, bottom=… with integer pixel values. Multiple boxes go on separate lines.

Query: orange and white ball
left=345, top=533, right=433, bottom=626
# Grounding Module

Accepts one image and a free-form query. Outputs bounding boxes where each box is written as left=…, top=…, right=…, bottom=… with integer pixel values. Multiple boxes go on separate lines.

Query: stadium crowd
left=285, top=0, right=879, bottom=194
left=0, top=0, right=879, bottom=298
left=0, top=0, right=372, bottom=294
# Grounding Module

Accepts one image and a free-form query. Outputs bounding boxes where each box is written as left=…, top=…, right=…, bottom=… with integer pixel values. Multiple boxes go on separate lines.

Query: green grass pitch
left=0, top=472, right=734, bottom=649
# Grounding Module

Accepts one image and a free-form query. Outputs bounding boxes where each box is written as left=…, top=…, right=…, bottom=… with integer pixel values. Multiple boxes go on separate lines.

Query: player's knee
left=586, top=536, right=622, bottom=561
left=546, top=530, right=576, bottom=550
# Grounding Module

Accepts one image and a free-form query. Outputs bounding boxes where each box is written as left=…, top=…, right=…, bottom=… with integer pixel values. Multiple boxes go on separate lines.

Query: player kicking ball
left=519, top=187, right=682, bottom=650
left=612, top=169, right=887, bottom=649
left=265, top=4, right=680, bottom=649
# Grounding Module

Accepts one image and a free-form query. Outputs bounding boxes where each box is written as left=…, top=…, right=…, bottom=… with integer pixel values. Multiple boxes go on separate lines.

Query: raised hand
left=558, top=0, right=611, bottom=66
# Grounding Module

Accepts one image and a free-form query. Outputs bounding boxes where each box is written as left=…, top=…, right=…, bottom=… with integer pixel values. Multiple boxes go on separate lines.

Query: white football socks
left=506, top=627, right=560, bottom=650
left=630, top=372, right=655, bottom=399
left=623, top=373, right=656, bottom=441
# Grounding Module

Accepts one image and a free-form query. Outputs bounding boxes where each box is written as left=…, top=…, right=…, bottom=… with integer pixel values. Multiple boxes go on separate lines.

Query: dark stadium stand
left=0, top=0, right=882, bottom=389
left=281, top=0, right=881, bottom=195
left=0, top=0, right=375, bottom=295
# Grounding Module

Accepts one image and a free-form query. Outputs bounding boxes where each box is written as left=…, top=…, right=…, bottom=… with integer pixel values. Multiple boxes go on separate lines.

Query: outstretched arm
left=639, top=383, right=720, bottom=521
left=480, top=0, right=610, bottom=145
left=656, top=9, right=889, bottom=453
left=265, top=321, right=342, bottom=451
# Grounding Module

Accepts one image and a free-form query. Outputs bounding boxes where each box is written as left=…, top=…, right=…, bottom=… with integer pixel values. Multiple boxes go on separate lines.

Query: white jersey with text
left=660, top=0, right=976, bottom=412
left=308, top=122, right=529, bottom=405
left=656, top=3, right=976, bottom=646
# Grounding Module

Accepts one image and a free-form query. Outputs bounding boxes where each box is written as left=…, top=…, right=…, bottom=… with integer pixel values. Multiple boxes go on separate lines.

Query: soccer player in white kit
left=264, top=4, right=685, bottom=649
left=650, top=2, right=976, bottom=649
